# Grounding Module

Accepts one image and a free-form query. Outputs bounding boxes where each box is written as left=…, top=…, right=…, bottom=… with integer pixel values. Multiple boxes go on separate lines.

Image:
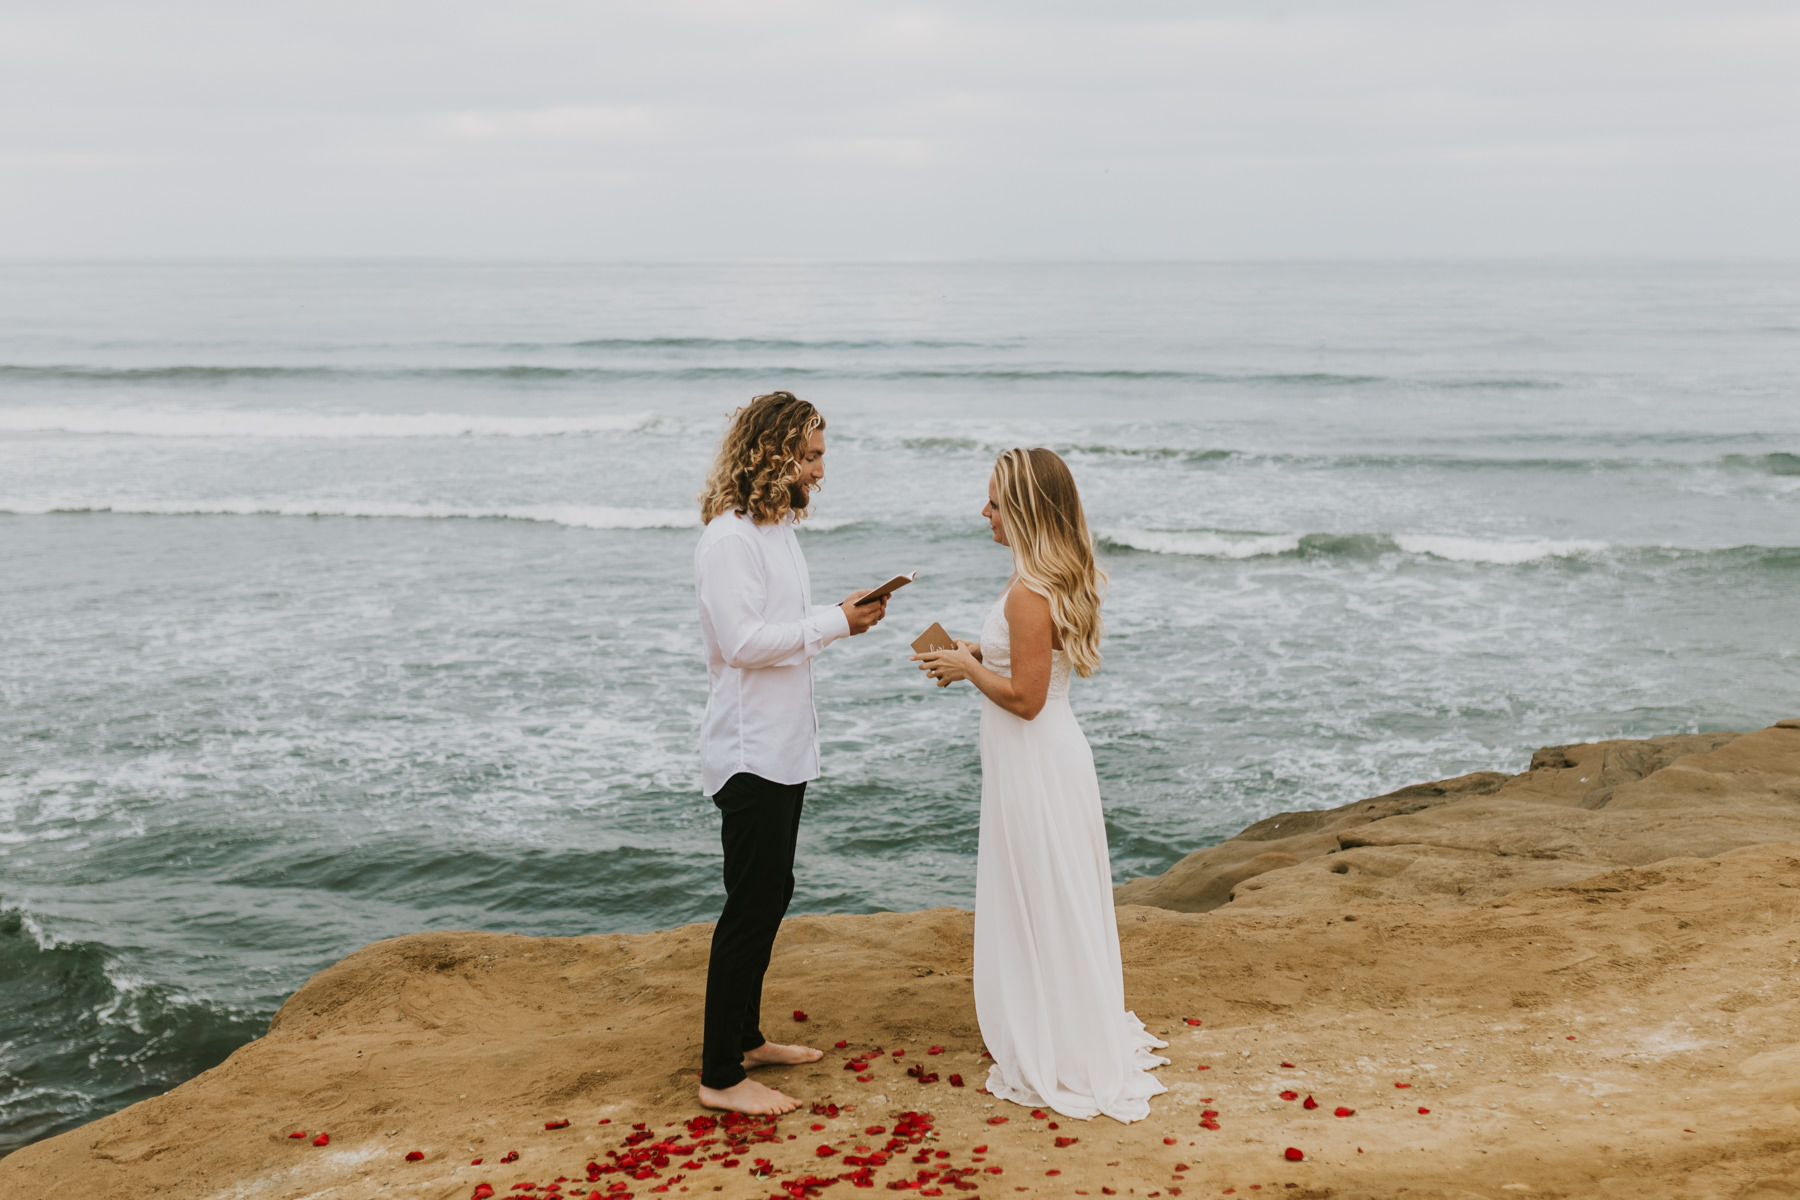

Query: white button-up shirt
left=694, top=510, right=852, bottom=796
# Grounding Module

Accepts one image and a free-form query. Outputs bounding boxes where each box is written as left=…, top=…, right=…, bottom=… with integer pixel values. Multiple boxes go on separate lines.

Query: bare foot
left=698, top=1078, right=802, bottom=1116
left=743, top=1041, right=824, bottom=1068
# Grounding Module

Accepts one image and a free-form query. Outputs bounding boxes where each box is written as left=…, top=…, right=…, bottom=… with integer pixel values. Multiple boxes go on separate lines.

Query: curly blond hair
left=991, top=447, right=1107, bottom=677
left=698, top=392, right=826, bottom=525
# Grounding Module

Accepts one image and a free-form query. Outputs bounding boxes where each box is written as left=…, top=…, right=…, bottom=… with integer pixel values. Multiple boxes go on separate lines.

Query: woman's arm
left=912, top=584, right=1053, bottom=720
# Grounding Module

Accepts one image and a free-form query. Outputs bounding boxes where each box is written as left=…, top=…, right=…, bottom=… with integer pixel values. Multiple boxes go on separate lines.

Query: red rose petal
left=1046, top=1170, right=1061, bottom=1176
left=835, top=1040, right=848, bottom=1049
left=793, top=1010, right=808, bottom=1022
left=1184, top=1018, right=1202, bottom=1026
left=598, top=1118, right=610, bottom=1124
left=1055, top=1136, right=1079, bottom=1147
left=1279, top=1091, right=1298, bottom=1102
left=1031, top=1110, right=1047, bottom=1119
left=1196, top=1065, right=1210, bottom=1071
left=1417, top=1107, right=1431, bottom=1115
left=857, top=1074, right=874, bottom=1082
left=545, top=1119, right=570, bottom=1130
left=312, top=1133, right=330, bottom=1147
left=1201, top=1110, right=1218, bottom=1119
left=1302, top=1096, right=1318, bottom=1110
left=811, top=1123, right=825, bottom=1131
left=472, top=1187, right=497, bottom=1200
left=949, top=1074, right=965, bottom=1088
left=1283, top=1147, right=1304, bottom=1162
left=816, top=1145, right=837, bottom=1157
left=405, top=1150, right=424, bottom=1161
left=1394, top=1082, right=1411, bottom=1089
left=1163, top=1137, right=1177, bottom=1145
left=892, top=1050, right=905, bottom=1058
left=1567, top=1035, right=1577, bottom=1041
left=288, top=1131, right=306, bottom=1139
left=1199, top=1120, right=1220, bottom=1131
left=471, top=1157, right=483, bottom=1165
left=985, top=1167, right=1003, bottom=1175
left=501, top=1151, right=520, bottom=1163
left=1280, top=1062, right=1296, bottom=1069
left=973, top=1144, right=988, bottom=1154
left=987, top=1116, right=1009, bottom=1125
left=1334, top=1107, right=1355, bottom=1118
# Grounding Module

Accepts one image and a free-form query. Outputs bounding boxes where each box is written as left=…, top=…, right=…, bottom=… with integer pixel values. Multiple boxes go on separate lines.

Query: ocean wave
left=0, top=498, right=862, bottom=533
left=0, top=362, right=1561, bottom=390
left=1103, top=527, right=1609, bottom=564
left=0, top=499, right=700, bottom=528
left=1392, top=535, right=1608, bottom=564
left=0, top=907, right=264, bottom=1157
left=1103, top=529, right=1303, bottom=559
left=1721, top=451, right=1800, bottom=476
left=0, top=407, right=661, bottom=439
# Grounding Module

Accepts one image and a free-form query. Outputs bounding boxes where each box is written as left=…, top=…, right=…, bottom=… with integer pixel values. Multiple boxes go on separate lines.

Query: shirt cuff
left=820, top=601, right=852, bottom=644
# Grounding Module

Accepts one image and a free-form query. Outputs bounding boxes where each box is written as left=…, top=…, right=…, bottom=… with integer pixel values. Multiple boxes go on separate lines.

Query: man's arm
left=698, top=537, right=852, bottom=670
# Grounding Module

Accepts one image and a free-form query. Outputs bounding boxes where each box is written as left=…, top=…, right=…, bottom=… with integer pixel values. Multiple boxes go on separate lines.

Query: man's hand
left=841, top=591, right=887, bottom=635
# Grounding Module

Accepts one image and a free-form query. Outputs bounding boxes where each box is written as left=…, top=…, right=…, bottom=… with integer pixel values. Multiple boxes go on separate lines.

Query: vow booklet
left=855, top=571, right=916, bottom=605
left=911, top=622, right=955, bottom=654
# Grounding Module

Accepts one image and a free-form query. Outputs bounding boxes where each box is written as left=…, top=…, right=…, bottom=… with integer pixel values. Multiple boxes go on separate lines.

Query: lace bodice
left=980, top=588, right=1072, bottom=701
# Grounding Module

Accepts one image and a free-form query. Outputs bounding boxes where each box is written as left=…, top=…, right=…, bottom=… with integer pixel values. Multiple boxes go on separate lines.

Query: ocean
left=2, top=260, right=1796, bottom=1155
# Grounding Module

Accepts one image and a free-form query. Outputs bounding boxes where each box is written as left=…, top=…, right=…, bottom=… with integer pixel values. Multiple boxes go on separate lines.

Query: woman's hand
left=954, top=638, right=983, bottom=662
left=912, top=645, right=980, bottom=688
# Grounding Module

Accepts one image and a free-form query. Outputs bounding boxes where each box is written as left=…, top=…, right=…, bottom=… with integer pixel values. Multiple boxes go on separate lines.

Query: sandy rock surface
left=5, top=722, right=1799, bottom=1200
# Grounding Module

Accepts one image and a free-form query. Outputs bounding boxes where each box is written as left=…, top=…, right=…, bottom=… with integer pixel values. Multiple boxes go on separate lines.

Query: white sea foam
left=0, top=406, right=659, bottom=438
left=1104, top=528, right=1302, bottom=559
left=1395, top=535, right=1607, bottom=564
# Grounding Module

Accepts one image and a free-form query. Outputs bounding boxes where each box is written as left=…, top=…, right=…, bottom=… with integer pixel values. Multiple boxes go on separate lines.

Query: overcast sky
left=3, top=1, right=1797, bottom=258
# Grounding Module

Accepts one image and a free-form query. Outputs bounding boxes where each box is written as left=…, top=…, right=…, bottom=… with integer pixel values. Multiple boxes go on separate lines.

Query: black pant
left=701, top=771, right=805, bottom=1090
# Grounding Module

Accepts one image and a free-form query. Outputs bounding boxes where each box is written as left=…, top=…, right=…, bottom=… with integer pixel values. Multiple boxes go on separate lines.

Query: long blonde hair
left=991, top=447, right=1106, bottom=677
left=698, top=391, right=824, bottom=525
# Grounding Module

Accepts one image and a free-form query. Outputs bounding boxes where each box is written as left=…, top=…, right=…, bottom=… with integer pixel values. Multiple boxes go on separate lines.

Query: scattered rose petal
left=1334, top=1107, right=1355, bottom=1118
left=892, top=1049, right=905, bottom=1058
left=835, top=1040, right=848, bottom=1049
left=501, top=1151, right=520, bottom=1164
left=856, top=1074, right=874, bottom=1082
left=1056, top=1136, right=1079, bottom=1148
left=312, top=1133, right=330, bottom=1147
left=1302, top=1096, right=1318, bottom=1111
left=1417, top=1107, right=1430, bottom=1115
left=793, top=1010, right=808, bottom=1022
left=811, top=1123, right=825, bottom=1131
left=405, top=1150, right=424, bottom=1161
left=816, top=1145, right=837, bottom=1157
left=987, top=1117, right=1009, bottom=1125
left=545, top=1119, right=570, bottom=1130
left=949, top=1074, right=965, bottom=1088
left=1201, top=1110, right=1218, bottom=1119
left=1046, top=1170, right=1061, bottom=1177
left=985, top=1167, right=1003, bottom=1175
left=288, top=1131, right=306, bottom=1139
left=1199, top=1120, right=1220, bottom=1131
left=471, top=1157, right=483, bottom=1165
left=865, top=1125, right=885, bottom=1135
left=1284, top=1148, right=1304, bottom=1162
left=1184, top=1018, right=1202, bottom=1026
left=598, top=1118, right=610, bottom=1125
left=472, top=1187, right=496, bottom=1200
left=973, top=1145, right=988, bottom=1154
left=1279, top=1091, right=1299, bottom=1102
left=928, top=1046, right=944, bottom=1055
left=1394, top=1082, right=1411, bottom=1089
left=1568, top=1035, right=1577, bottom=1041
left=1163, top=1137, right=1177, bottom=1145
left=1280, top=1062, right=1296, bottom=1069
left=1196, top=1065, right=1210, bottom=1071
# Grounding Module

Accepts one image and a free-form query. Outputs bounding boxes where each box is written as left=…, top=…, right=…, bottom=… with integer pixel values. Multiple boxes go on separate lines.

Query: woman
left=913, top=448, right=1168, bottom=1122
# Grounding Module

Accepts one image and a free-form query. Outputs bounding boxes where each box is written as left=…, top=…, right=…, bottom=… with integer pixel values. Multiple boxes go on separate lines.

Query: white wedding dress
left=973, top=587, right=1169, bottom=1122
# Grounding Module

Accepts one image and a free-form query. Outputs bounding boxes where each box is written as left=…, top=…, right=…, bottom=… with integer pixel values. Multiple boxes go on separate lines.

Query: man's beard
left=788, top=482, right=810, bottom=511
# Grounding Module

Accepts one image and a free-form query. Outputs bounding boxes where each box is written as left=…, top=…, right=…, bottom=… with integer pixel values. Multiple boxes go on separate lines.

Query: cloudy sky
left=3, top=1, right=1797, bottom=258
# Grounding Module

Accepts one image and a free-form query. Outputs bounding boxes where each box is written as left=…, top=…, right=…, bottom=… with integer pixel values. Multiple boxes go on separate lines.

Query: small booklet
left=854, top=571, right=916, bottom=606
left=911, top=622, right=955, bottom=655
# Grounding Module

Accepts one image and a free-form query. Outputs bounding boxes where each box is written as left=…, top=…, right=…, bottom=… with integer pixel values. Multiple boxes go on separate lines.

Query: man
left=692, top=391, right=887, bottom=1116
